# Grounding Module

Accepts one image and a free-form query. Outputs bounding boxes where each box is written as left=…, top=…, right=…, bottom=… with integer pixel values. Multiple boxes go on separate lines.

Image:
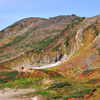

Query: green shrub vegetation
left=0, top=28, right=37, bottom=49
left=0, top=71, right=18, bottom=83
left=96, top=85, right=100, bottom=88
left=63, top=94, right=84, bottom=100
left=64, top=36, right=69, bottom=47
left=72, top=17, right=80, bottom=22
left=49, top=82, right=71, bottom=89
left=87, top=78, right=100, bottom=83
left=39, top=69, right=50, bottom=73
left=63, top=89, right=91, bottom=100
left=0, top=78, right=37, bottom=89
left=35, top=25, right=70, bottom=54
left=54, top=25, right=69, bottom=40
left=71, top=23, right=74, bottom=27
left=52, top=43, right=61, bottom=51
left=71, top=22, right=78, bottom=27
left=35, top=38, right=54, bottom=54
left=35, top=89, right=50, bottom=95
left=85, top=24, right=98, bottom=36
left=38, top=69, right=62, bottom=78
left=20, top=24, right=70, bottom=55
left=86, top=24, right=94, bottom=30
left=93, top=25, right=98, bottom=36
left=0, top=36, right=26, bottom=49
left=82, top=69, right=94, bottom=75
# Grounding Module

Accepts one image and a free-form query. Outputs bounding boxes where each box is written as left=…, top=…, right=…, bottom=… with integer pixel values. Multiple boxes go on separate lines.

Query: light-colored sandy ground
left=0, top=88, right=36, bottom=100
left=32, top=61, right=61, bottom=69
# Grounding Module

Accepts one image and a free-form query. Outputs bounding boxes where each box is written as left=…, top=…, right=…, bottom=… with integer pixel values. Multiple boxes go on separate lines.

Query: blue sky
left=0, top=0, right=100, bottom=30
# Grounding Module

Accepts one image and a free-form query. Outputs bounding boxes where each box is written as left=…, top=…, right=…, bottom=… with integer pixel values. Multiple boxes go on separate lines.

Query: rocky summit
left=0, top=14, right=100, bottom=100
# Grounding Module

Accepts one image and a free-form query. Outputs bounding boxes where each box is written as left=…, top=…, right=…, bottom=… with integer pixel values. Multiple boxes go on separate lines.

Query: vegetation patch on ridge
left=49, top=82, right=71, bottom=89
left=0, top=28, right=37, bottom=49
left=81, top=69, right=95, bottom=75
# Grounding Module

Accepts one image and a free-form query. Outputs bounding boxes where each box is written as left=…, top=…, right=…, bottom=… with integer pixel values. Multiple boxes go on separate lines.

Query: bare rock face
left=48, top=15, right=76, bottom=23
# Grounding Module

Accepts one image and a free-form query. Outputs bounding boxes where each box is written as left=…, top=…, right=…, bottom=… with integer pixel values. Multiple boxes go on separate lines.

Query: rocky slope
left=0, top=15, right=100, bottom=71
left=0, top=14, right=100, bottom=100
left=0, top=15, right=84, bottom=68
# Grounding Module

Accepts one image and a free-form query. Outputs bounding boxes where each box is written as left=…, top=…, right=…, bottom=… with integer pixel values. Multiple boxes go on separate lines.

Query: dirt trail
left=0, top=88, right=36, bottom=100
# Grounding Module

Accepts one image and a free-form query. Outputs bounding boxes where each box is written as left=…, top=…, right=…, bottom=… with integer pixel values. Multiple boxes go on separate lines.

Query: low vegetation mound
left=0, top=71, right=18, bottom=83
left=63, top=89, right=96, bottom=100
left=79, top=69, right=97, bottom=77
left=49, top=82, right=71, bottom=89
left=87, top=78, right=100, bottom=83
left=38, top=69, right=63, bottom=78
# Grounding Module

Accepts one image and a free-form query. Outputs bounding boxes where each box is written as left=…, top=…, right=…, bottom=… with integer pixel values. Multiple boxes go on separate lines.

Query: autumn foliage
left=79, top=69, right=97, bottom=77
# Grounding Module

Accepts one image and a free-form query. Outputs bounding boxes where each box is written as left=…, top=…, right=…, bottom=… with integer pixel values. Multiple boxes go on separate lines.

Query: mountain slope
left=0, top=14, right=100, bottom=100
left=0, top=15, right=85, bottom=67
left=0, top=15, right=99, bottom=70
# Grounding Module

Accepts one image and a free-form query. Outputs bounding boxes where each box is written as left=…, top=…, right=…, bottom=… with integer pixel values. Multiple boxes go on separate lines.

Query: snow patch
left=33, top=61, right=61, bottom=69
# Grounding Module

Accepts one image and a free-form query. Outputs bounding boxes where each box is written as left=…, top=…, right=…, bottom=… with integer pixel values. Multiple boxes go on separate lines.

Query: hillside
left=0, top=14, right=100, bottom=100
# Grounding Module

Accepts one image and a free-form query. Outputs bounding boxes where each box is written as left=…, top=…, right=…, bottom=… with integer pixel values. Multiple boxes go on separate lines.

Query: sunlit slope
left=0, top=15, right=100, bottom=71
